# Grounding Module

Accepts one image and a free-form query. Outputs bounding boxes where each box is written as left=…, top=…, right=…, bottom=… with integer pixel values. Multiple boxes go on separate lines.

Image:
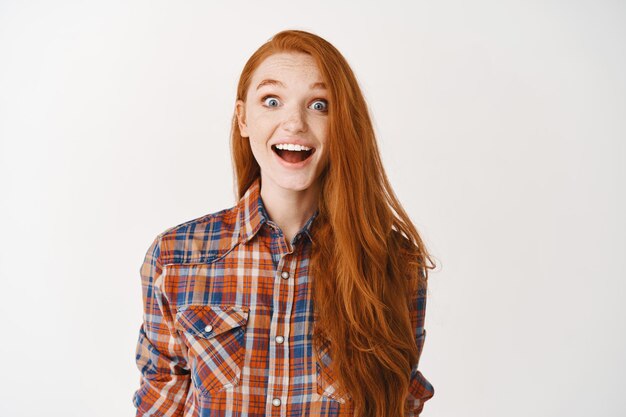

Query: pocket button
left=175, top=304, right=249, bottom=396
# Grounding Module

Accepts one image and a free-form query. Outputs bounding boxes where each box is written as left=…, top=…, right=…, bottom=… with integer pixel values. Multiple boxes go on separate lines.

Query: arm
left=133, top=235, right=191, bottom=417
left=405, top=271, right=435, bottom=416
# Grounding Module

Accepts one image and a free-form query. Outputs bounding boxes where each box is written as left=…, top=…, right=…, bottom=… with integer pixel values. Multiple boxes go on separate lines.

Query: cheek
left=247, top=113, right=274, bottom=138
left=247, top=136, right=271, bottom=166
left=311, top=118, right=329, bottom=144
left=248, top=139, right=265, bottom=156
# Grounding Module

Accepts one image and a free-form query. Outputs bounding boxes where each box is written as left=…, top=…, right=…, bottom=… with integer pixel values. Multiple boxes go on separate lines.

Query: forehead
left=250, top=52, right=322, bottom=86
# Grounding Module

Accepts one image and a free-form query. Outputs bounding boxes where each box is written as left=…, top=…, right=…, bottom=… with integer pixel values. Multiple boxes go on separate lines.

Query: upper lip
left=271, top=138, right=316, bottom=149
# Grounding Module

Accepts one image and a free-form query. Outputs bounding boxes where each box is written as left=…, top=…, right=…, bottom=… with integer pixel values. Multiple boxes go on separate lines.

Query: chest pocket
left=314, top=340, right=351, bottom=404
left=175, top=304, right=249, bottom=396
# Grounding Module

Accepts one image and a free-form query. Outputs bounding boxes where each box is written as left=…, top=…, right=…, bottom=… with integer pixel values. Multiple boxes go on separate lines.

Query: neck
left=259, top=179, right=319, bottom=244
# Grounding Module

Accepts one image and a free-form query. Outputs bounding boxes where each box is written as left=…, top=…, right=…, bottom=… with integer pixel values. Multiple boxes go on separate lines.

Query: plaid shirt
left=133, top=177, right=434, bottom=416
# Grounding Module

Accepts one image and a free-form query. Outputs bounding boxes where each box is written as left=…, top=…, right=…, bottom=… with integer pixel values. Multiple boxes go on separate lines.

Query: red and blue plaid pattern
left=133, top=177, right=434, bottom=416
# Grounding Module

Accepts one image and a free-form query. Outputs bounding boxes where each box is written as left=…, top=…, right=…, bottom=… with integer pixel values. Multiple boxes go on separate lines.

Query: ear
left=235, top=99, right=249, bottom=138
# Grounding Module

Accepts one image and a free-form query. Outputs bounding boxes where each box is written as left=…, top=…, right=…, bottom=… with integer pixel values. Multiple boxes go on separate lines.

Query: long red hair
left=229, top=29, right=435, bottom=417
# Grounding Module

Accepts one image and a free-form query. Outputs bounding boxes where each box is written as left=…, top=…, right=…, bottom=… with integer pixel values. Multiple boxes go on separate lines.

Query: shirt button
left=204, top=325, right=213, bottom=332
left=272, top=398, right=281, bottom=407
left=281, top=271, right=290, bottom=279
left=275, top=335, right=284, bottom=344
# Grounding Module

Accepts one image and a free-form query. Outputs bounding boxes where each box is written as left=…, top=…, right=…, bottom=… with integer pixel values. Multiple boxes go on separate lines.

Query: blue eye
left=310, top=99, right=328, bottom=112
left=262, top=96, right=280, bottom=107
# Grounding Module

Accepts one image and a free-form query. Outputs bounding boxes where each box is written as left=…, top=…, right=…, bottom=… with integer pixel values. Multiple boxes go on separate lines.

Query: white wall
left=1, top=1, right=624, bottom=416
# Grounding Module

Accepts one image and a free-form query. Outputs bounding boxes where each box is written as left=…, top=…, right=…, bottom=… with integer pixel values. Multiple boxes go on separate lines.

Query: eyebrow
left=255, top=79, right=327, bottom=91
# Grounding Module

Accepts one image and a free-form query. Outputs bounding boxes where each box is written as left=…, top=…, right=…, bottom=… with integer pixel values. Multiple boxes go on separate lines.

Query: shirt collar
left=237, top=177, right=319, bottom=246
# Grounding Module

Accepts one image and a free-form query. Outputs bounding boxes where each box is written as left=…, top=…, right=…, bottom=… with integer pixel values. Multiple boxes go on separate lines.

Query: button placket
left=268, top=252, right=294, bottom=413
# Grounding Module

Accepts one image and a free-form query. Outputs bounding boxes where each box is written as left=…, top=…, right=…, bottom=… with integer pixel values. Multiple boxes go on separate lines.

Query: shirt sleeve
left=405, top=271, right=435, bottom=416
left=133, top=235, right=191, bottom=417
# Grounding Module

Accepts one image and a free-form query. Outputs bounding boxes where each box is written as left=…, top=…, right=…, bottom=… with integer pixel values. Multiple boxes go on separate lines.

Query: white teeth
left=275, top=143, right=312, bottom=151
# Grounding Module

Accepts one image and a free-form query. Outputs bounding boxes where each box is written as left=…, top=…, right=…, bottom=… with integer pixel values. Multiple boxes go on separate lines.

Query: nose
left=282, top=106, right=307, bottom=133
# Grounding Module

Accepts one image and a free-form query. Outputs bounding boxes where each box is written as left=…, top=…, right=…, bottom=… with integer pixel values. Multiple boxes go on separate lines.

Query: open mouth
left=272, top=145, right=316, bottom=164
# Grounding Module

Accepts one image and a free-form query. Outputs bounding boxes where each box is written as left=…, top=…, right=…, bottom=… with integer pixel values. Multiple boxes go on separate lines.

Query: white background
left=1, top=1, right=624, bottom=416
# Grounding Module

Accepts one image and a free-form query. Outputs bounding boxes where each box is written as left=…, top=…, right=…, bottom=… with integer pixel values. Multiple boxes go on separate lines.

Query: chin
left=274, top=177, right=316, bottom=192
left=280, top=182, right=312, bottom=192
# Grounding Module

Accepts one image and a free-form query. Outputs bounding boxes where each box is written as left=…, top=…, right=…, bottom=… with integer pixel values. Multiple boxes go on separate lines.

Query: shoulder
left=150, top=205, right=241, bottom=265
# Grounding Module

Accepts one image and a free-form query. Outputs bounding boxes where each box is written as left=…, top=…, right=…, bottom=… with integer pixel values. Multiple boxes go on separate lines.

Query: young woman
left=133, top=29, right=436, bottom=417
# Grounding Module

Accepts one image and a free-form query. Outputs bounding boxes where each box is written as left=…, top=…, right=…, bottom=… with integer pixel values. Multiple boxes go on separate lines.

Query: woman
left=133, top=29, right=436, bottom=417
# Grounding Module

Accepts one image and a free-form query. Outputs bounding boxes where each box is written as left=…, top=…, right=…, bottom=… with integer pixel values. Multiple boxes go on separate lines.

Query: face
left=236, top=52, right=329, bottom=195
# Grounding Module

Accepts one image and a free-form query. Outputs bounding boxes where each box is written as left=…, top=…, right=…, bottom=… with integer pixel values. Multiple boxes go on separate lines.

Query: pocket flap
left=176, top=305, right=249, bottom=338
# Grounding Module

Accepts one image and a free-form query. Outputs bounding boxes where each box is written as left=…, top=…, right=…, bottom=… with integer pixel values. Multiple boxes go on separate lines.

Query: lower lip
left=272, top=148, right=316, bottom=169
